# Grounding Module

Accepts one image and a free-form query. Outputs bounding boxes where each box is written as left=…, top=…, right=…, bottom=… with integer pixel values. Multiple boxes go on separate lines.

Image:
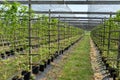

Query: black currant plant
left=0, top=1, right=84, bottom=79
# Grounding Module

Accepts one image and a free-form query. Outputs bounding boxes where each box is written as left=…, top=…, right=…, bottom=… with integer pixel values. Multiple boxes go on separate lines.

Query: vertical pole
left=48, top=9, right=51, bottom=58
left=28, top=0, right=32, bottom=71
left=117, top=32, right=120, bottom=79
left=107, top=13, right=112, bottom=57
left=57, top=15, right=60, bottom=55
left=69, top=22, right=70, bottom=44
left=64, top=18, right=65, bottom=50
left=103, top=17, right=106, bottom=48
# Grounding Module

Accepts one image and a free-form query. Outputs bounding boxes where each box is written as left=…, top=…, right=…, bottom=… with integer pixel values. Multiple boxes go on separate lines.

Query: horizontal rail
left=0, top=1, right=119, bottom=4
left=35, top=11, right=116, bottom=15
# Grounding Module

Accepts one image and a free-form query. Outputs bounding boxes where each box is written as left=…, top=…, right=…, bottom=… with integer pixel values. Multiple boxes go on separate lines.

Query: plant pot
left=71, top=43, right=74, bottom=45
left=5, top=51, right=10, bottom=56
left=21, top=71, right=31, bottom=80
left=99, top=50, right=102, bottom=54
left=54, top=53, right=57, bottom=58
left=20, top=48, right=23, bottom=52
left=16, top=48, right=20, bottom=52
left=39, top=65, right=44, bottom=72
left=10, top=50, right=15, bottom=55
left=7, top=42, right=10, bottom=46
left=61, top=50, right=63, bottom=54
left=44, top=62, right=47, bottom=68
left=65, top=47, right=69, bottom=51
left=32, top=65, right=39, bottom=74
left=1, top=53, right=5, bottom=59
left=69, top=45, right=71, bottom=48
left=105, top=63, right=109, bottom=70
left=102, top=57, right=107, bottom=64
left=47, top=59, right=51, bottom=65
left=108, top=67, right=117, bottom=79
left=51, top=56, right=54, bottom=62
left=55, top=53, right=58, bottom=58
left=35, top=45, right=39, bottom=48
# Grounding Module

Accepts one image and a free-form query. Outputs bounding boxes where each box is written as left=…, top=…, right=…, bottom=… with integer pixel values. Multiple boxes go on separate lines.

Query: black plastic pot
left=7, top=42, right=10, bottom=46
left=44, top=62, right=47, bottom=68
left=5, top=51, right=10, bottom=56
left=1, top=53, right=5, bottom=59
left=60, top=50, right=63, bottom=54
left=66, top=47, right=69, bottom=50
left=20, top=48, right=24, bottom=52
left=39, top=64, right=44, bottom=72
left=51, top=56, right=54, bottom=62
left=55, top=53, right=59, bottom=58
left=54, top=53, right=57, bottom=58
left=21, top=71, right=31, bottom=80
left=35, top=45, right=39, bottom=48
left=102, top=57, right=107, bottom=64
left=99, top=50, right=102, bottom=54
left=108, top=68, right=117, bottom=78
left=16, top=48, right=20, bottom=52
left=32, top=65, right=39, bottom=74
left=105, top=63, right=109, bottom=70
left=47, top=59, right=51, bottom=65
left=10, top=50, right=15, bottom=55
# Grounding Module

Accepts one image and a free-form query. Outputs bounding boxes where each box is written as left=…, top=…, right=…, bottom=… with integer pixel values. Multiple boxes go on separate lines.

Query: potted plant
left=39, top=61, right=45, bottom=72
left=32, top=65, right=39, bottom=74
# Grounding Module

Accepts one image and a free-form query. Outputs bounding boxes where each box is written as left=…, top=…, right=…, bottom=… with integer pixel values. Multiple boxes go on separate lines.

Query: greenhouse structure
left=0, top=0, right=120, bottom=80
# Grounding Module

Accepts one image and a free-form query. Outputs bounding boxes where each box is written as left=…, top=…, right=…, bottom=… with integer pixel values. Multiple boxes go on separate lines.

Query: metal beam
left=70, top=23, right=101, bottom=24
left=68, top=22, right=101, bottom=24
left=35, top=11, right=116, bottom=15
left=0, top=1, right=120, bottom=4
left=52, top=17, right=109, bottom=19
left=61, top=20, right=102, bottom=22
left=61, top=20, right=102, bottom=21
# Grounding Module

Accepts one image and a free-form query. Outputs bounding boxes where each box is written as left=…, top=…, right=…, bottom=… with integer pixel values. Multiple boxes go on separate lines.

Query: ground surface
left=37, top=33, right=93, bottom=80
left=36, top=32, right=110, bottom=80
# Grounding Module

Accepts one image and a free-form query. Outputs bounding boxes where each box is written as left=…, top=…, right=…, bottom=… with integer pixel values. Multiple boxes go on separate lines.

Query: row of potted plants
left=0, top=1, right=84, bottom=80
left=91, top=10, right=120, bottom=79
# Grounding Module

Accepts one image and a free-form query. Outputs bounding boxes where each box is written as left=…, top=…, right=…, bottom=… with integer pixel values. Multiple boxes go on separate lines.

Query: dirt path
left=90, top=39, right=104, bottom=80
left=90, top=39, right=112, bottom=80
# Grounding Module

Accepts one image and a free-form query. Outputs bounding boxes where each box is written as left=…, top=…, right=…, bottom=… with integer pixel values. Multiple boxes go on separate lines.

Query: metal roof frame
left=36, top=11, right=116, bottom=15
left=52, top=17, right=108, bottom=19
left=0, top=1, right=119, bottom=5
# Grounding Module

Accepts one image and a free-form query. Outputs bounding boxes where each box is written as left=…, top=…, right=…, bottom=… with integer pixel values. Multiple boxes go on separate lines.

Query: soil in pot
left=32, top=65, right=39, bottom=74
left=21, top=70, right=31, bottom=80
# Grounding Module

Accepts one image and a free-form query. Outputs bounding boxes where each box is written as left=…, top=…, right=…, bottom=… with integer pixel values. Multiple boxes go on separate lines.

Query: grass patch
left=58, top=33, right=93, bottom=80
